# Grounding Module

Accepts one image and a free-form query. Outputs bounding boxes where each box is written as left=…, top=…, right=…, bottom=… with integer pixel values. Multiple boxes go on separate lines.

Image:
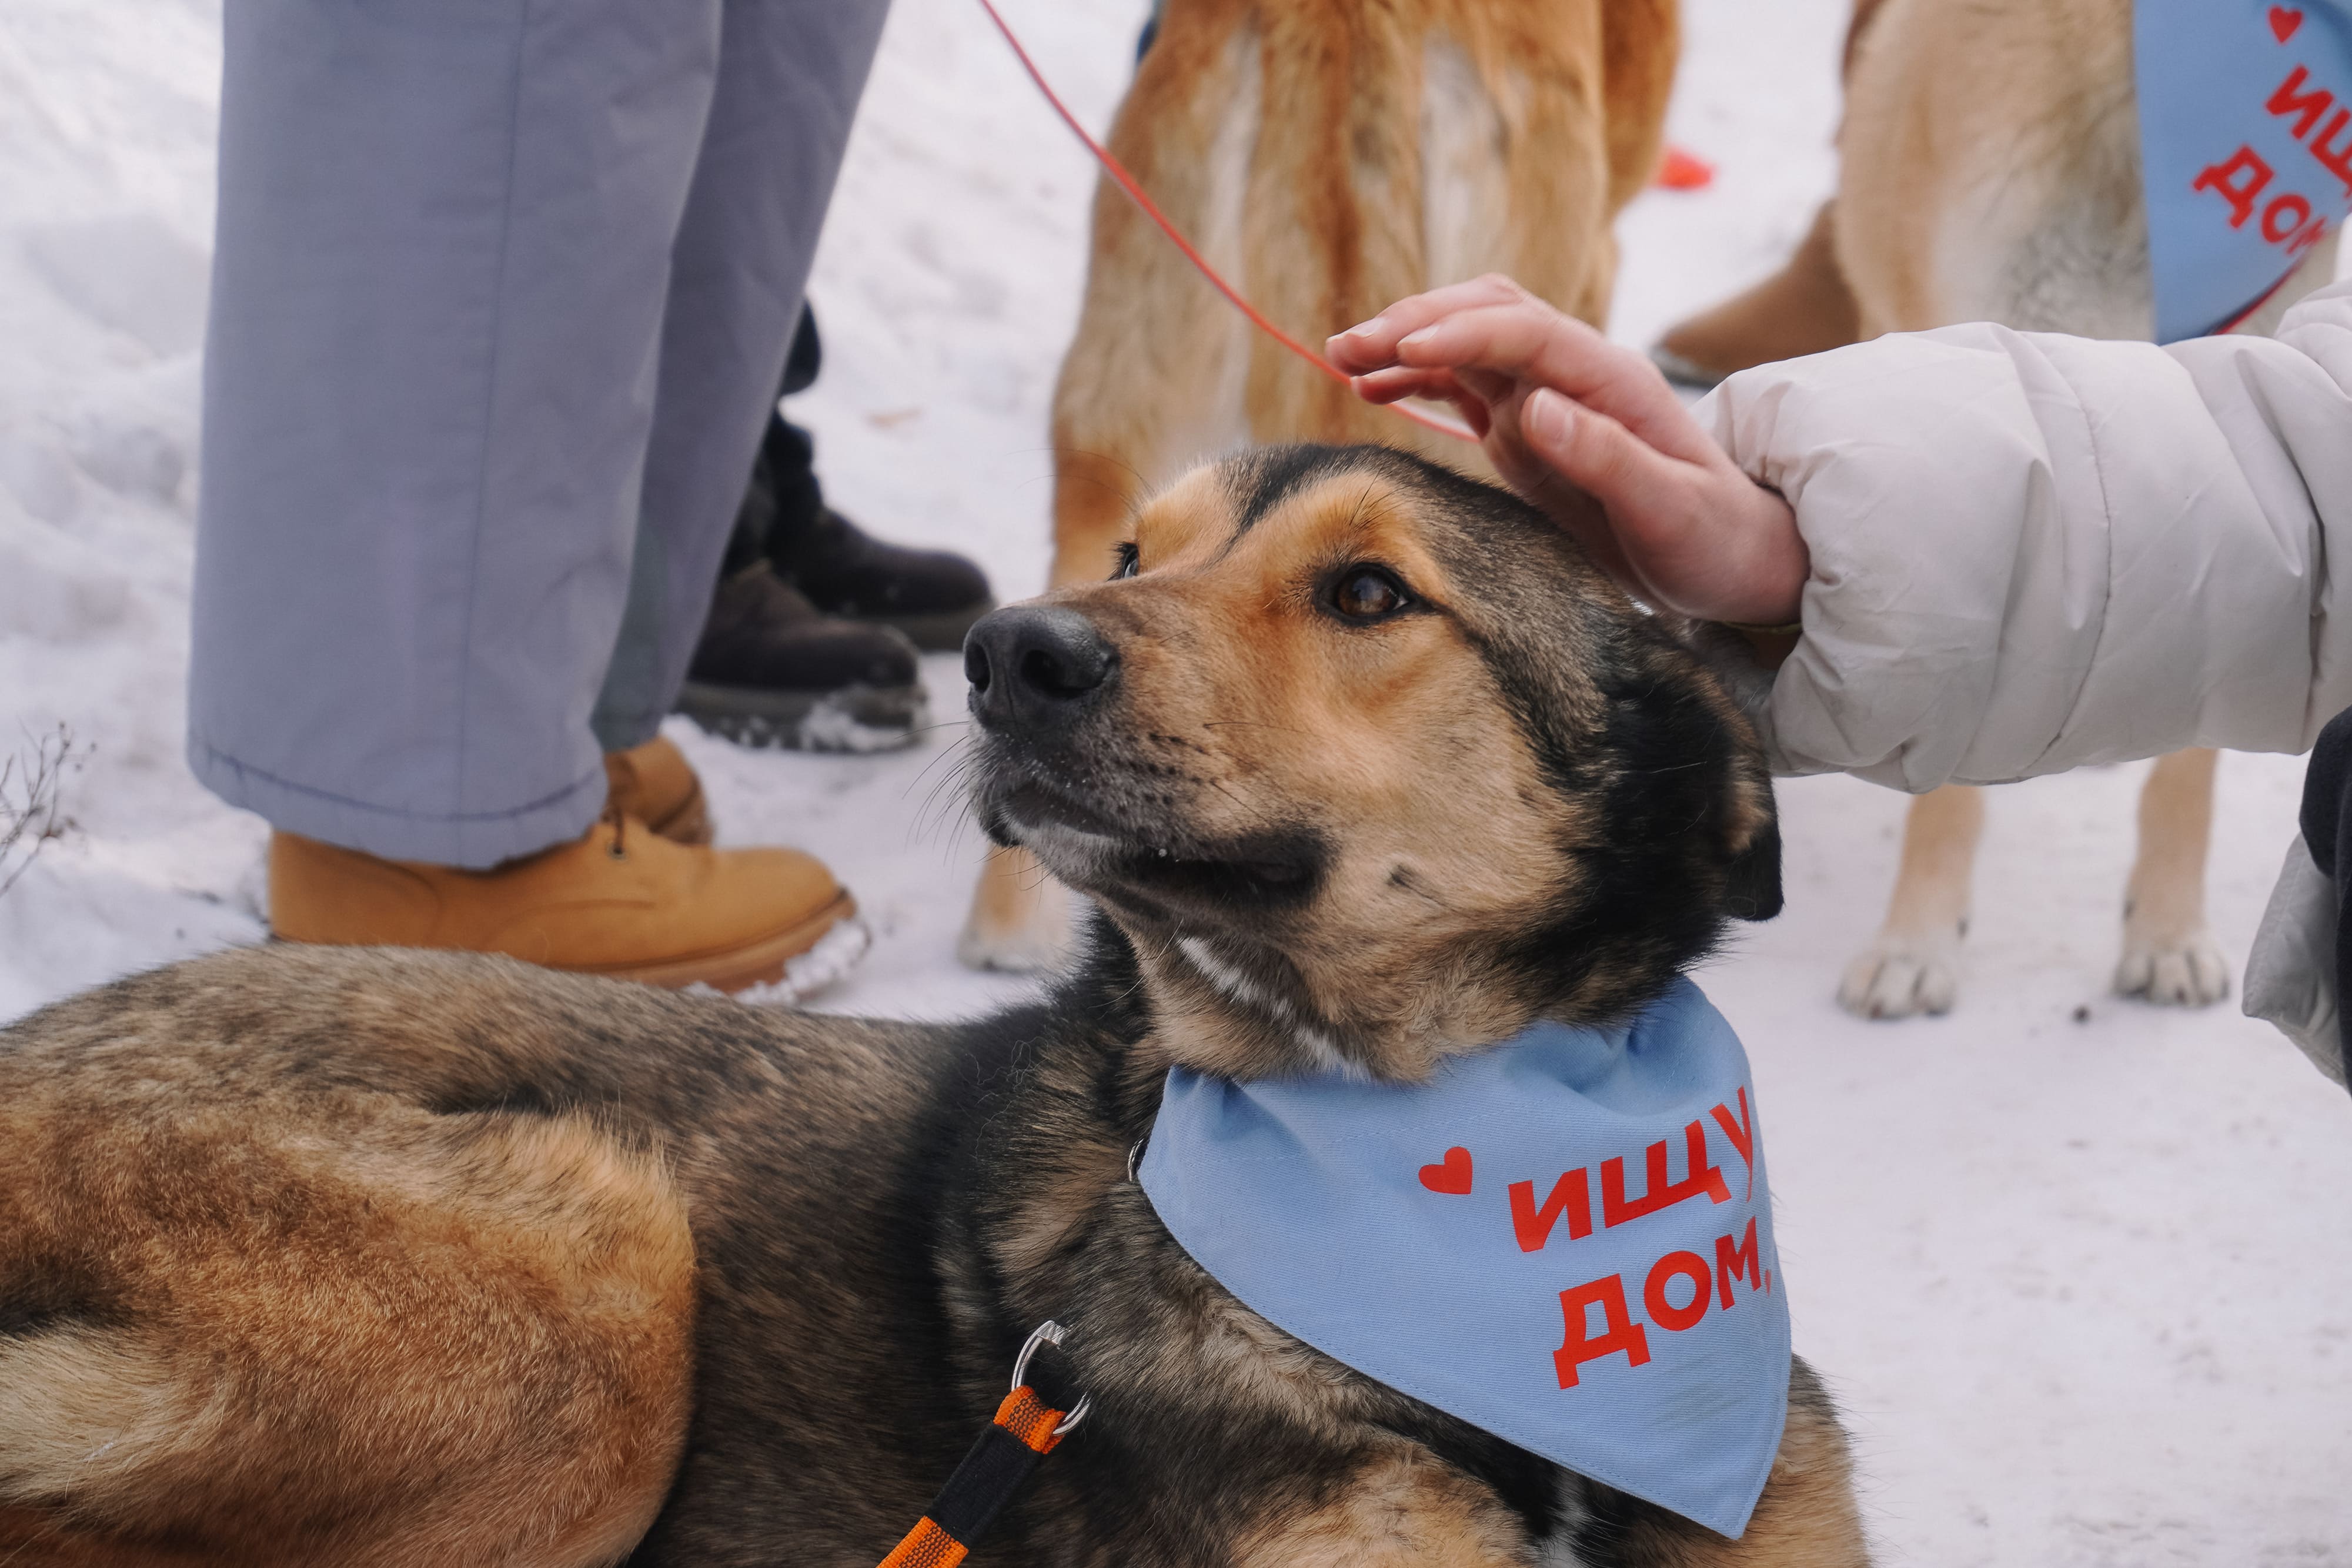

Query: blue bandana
left=2137, top=0, right=2352, bottom=340
left=1139, top=978, right=1789, bottom=1539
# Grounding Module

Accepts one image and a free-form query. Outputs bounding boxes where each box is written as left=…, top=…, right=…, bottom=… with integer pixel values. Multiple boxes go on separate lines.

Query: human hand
left=1327, top=275, right=1809, bottom=629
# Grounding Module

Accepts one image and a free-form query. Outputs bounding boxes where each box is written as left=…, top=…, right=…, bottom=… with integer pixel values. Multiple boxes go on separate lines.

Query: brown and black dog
left=0, top=448, right=1866, bottom=1567
left=958, top=0, right=1681, bottom=968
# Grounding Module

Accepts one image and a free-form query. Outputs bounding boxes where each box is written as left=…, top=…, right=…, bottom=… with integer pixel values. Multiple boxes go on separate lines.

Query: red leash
left=972, top=0, right=1481, bottom=445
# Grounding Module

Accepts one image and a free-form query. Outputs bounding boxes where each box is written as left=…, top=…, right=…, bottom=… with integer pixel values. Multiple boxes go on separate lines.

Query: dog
left=956, top=0, right=1681, bottom=971
left=1822, top=0, right=2343, bottom=1018
left=0, top=447, right=1869, bottom=1566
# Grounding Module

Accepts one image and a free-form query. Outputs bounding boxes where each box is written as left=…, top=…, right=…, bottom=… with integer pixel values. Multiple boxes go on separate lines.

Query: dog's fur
left=959, top=0, right=1680, bottom=969
left=0, top=449, right=1867, bottom=1566
left=1825, top=0, right=2342, bottom=1018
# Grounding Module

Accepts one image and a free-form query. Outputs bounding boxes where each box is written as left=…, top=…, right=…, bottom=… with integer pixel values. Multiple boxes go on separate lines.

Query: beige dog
left=1824, top=0, right=2340, bottom=1017
left=958, top=0, right=1680, bottom=969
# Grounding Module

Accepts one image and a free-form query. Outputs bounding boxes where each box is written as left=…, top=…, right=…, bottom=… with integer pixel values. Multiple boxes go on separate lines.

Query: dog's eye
left=1112, top=541, right=1140, bottom=580
left=1328, top=567, right=1409, bottom=621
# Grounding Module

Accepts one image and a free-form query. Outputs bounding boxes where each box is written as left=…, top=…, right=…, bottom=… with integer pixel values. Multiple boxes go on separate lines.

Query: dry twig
left=0, top=724, right=82, bottom=900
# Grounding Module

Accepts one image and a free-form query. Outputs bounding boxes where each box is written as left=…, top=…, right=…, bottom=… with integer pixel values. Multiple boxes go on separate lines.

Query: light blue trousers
left=189, top=0, right=890, bottom=867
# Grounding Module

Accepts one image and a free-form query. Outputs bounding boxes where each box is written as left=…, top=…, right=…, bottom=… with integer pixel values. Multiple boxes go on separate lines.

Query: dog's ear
left=1658, top=616, right=1778, bottom=743
left=1731, top=808, right=1778, bottom=921
left=1731, top=780, right=1778, bottom=926
left=1650, top=615, right=1783, bottom=922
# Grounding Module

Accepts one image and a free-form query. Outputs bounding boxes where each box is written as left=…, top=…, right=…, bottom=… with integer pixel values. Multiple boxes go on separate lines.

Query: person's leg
left=589, top=304, right=828, bottom=758
left=588, top=0, right=893, bottom=754
left=192, top=0, right=726, bottom=868
left=196, top=0, right=891, bottom=994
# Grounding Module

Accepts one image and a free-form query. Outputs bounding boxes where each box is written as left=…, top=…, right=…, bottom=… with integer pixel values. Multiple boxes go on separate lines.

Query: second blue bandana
left=2137, top=0, right=2352, bottom=340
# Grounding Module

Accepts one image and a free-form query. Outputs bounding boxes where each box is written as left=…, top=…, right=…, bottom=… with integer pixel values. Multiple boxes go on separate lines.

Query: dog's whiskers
left=906, top=738, right=983, bottom=850
left=900, top=730, right=977, bottom=801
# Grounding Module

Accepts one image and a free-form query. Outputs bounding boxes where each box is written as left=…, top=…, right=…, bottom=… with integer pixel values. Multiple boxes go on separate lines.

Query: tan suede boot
left=268, top=817, right=858, bottom=995
left=604, top=735, right=713, bottom=845
left=1650, top=200, right=1862, bottom=387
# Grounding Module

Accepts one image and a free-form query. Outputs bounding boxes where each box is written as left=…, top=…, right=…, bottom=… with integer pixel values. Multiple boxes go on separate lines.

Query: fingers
left=1351, top=365, right=1506, bottom=406
left=1344, top=368, right=1494, bottom=436
left=1519, top=387, right=1809, bottom=624
left=1520, top=389, right=1686, bottom=523
left=1509, top=389, right=1689, bottom=577
left=1390, top=305, right=1712, bottom=464
left=1348, top=366, right=1456, bottom=404
left=1514, top=387, right=1716, bottom=599
left=1349, top=363, right=1507, bottom=410
left=1336, top=280, right=1713, bottom=467
left=1325, top=275, right=1526, bottom=373
left=1329, top=274, right=1809, bottom=626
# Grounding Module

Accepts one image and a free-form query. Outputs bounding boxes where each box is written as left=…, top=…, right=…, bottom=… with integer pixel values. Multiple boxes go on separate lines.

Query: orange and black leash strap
left=877, top=1322, right=1091, bottom=1568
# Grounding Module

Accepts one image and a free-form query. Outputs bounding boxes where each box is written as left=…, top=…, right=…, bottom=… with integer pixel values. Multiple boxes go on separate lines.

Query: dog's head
left=965, top=444, right=1778, bottom=1082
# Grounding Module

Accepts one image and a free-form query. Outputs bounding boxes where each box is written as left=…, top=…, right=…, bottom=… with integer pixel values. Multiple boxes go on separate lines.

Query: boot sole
left=676, top=680, right=928, bottom=753
left=599, top=888, right=862, bottom=994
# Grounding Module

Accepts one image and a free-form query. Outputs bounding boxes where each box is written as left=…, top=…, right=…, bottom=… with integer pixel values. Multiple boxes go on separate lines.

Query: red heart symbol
left=1418, top=1145, right=1474, bottom=1195
left=2271, top=5, right=2302, bottom=41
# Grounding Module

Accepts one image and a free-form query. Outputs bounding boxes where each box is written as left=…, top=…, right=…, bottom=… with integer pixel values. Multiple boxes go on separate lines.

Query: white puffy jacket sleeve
left=1699, top=280, right=2352, bottom=790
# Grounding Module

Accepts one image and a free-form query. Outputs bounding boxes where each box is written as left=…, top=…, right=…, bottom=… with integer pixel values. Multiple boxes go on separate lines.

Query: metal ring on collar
left=1011, top=1319, right=1093, bottom=1437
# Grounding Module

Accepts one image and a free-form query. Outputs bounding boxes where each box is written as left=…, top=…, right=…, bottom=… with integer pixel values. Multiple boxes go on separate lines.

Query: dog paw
left=1837, top=932, right=1961, bottom=1019
left=2113, top=928, right=2231, bottom=1007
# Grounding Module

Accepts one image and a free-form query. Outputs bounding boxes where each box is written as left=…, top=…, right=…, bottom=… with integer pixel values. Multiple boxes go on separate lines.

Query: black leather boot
left=680, top=305, right=984, bottom=751
left=757, top=418, right=995, bottom=652
left=676, top=561, right=927, bottom=753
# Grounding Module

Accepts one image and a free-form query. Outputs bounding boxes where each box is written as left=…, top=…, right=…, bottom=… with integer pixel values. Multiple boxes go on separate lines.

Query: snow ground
left=2, top=0, right=2348, bottom=1560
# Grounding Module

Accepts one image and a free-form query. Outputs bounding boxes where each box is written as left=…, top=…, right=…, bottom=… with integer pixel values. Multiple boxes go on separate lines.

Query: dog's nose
left=964, top=606, right=1118, bottom=729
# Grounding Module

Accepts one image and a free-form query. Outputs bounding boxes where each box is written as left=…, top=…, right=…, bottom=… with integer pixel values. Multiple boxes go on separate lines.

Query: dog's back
left=0, top=946, right=980, bottom=1567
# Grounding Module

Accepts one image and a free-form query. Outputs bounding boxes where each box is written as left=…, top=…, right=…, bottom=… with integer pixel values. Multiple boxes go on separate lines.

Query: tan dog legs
left=2114, top=747, right=2229, bottom=1005
left=1840, top=751, right=2227, bottom=1019
left=1838, top=784, right=1984, bottom=1018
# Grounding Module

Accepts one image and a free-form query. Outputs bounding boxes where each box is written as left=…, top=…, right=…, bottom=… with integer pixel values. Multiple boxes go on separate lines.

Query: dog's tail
left=0, top=1323, right=232, bottom=1511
